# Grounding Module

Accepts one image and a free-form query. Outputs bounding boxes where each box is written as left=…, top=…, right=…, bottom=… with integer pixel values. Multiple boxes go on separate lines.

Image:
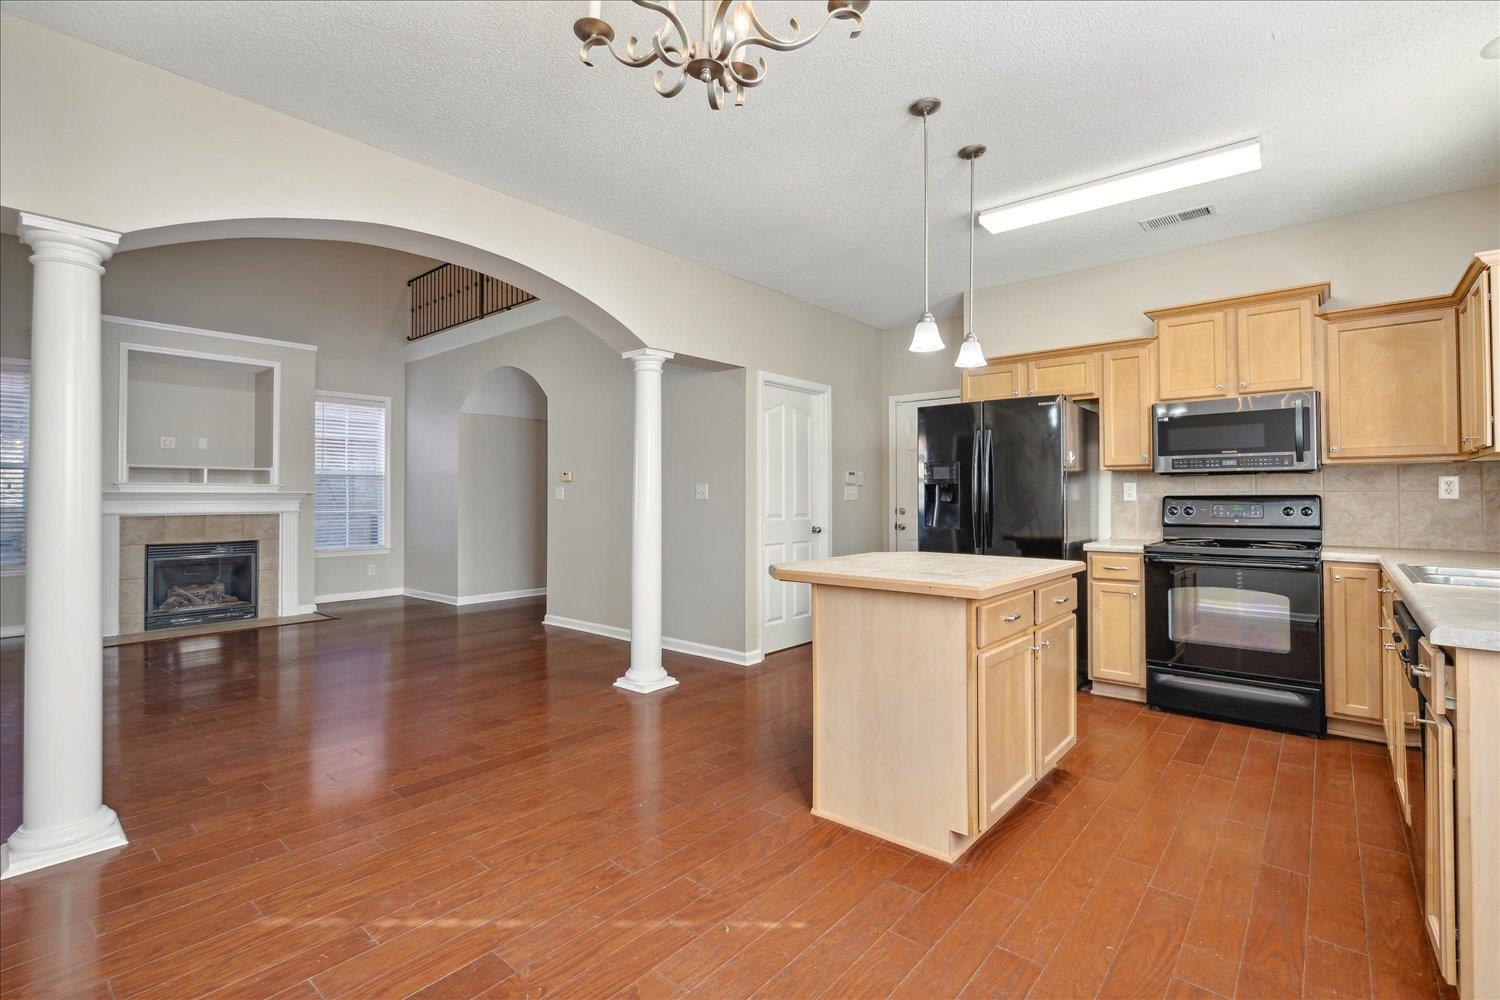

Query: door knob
left=894, top=523, right=906, bottom=531
left=896, top=506, right=907, bottom=516
left=810, top=526, right=823, bottom=534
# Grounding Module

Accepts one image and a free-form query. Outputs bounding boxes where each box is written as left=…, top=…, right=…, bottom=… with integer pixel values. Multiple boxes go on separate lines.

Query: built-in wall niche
left=120, top=345, right=279, bottom=489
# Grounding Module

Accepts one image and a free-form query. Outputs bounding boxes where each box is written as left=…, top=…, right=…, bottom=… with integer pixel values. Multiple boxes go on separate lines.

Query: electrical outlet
left=367, top=564, right=376, bottom=576
left=1438, top=476, right=1460, bottom=500
left=554, top=486, right=565, bottom=501
left=198, top=437, right=209, bottom=449
left=160, top=436, right=176, bottom=449
left=695, top=483, right=709, bottom=501
left=1123, top=482, right=1138, bottom=502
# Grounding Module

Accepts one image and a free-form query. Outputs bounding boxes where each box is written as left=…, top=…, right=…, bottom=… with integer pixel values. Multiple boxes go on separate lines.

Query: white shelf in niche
left=124, top=465, right=276, bottom=487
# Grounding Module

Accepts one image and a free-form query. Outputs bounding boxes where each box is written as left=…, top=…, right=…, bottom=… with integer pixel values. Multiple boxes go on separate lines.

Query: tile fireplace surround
left=102, top=491, right=307, bottom=637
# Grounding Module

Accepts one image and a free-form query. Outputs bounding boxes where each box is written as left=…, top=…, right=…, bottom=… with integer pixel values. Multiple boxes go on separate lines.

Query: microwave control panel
left=1168, top=454, right=1294, bottom=471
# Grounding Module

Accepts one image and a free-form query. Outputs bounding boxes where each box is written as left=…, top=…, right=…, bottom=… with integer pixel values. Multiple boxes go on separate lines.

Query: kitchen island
left=769, top=551, right=1085, bottom=862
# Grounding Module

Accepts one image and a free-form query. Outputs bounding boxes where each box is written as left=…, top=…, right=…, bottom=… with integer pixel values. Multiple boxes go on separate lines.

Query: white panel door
left=762, top=382, right=822, bottom=653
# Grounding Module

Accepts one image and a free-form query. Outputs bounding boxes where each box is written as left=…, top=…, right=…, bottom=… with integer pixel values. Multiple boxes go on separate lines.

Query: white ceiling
left=4, top=1, right=1497, bottom=329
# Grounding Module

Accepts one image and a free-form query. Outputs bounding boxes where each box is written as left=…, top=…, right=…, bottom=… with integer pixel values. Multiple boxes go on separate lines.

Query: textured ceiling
left=4, top=0, right=1497, bottom=328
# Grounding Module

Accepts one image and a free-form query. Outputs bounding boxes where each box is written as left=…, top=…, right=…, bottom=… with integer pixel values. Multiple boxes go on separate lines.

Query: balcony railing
left=407, top=263, right=537, bottom=341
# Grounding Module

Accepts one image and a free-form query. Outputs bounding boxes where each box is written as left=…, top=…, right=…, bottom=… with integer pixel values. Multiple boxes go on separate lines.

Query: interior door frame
left=755, top=370, right=833, bottom=655
left=886, top=390, right=960, bottom=550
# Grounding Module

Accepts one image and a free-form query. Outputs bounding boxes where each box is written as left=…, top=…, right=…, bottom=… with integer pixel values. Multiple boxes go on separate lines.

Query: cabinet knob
left=1103, top=564, right=1128, bottom=571
left=1040, top=640, right=1052, bottom=649
left=1410, top=663, right=1431, bottom=676
left=1330, top=444, right=1340, bottom=453
left=1377, top=586, right=1394, bottom=594
left=1384, top=643, right=1397, bottom=651
left=1002, top=612, right=1022, bottom=622
left=1140, top=453, right=1148, bottom=461
left=1332, top=574, right=1342, bottom=582
left=1052, top=596, right=1070, bottom=604
left=1130, top=591, right=1138, bottom=599
left=1216, top=383, right=1224, bottom=390
left=1029, top=645, right=1042, bottom=653
left=1238, top=380, right=1247, bottom=388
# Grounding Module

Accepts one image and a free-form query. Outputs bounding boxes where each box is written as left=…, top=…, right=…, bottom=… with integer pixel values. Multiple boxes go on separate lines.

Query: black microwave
left=1152, top=390, right=1318, bottom=474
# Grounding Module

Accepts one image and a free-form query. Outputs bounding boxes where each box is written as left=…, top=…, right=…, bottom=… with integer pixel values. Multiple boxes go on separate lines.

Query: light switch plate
left=1438, top=476, right=1459, bottom=499
left=554, top=486, right=565, bottom=501
left=695, top=483, right=709, bottom=501
left=160, top=436, right=176, bottom=449
left=1123, top=482, right=1138, bottom=502
left=843, top=485, right=859, bottom=501
left=198, top=437, right=208, bottom=449
left=844, top=471, right=864, bottom=487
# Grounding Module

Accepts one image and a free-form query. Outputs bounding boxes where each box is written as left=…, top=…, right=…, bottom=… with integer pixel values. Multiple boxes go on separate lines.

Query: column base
left=613, top=673, right=679, bottom=694
left=1, top=805, right=128, bottom=879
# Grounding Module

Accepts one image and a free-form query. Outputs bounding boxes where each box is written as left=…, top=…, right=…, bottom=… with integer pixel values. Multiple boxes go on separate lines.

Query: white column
left=615, top=348, right=677, bottom=694
left=1, top=214, right=126, bottom=879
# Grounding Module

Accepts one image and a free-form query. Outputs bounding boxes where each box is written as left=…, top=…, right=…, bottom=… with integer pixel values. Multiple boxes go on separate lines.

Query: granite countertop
left=769, top=551, right=1085, bottom=601
left=1321, top=547, right=1500, bottom=652
left=1080, top=538, right=1500, bottom=651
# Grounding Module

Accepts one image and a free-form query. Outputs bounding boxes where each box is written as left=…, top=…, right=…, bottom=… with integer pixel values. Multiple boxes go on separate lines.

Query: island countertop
left=769, top=551, right=1085, bottom=601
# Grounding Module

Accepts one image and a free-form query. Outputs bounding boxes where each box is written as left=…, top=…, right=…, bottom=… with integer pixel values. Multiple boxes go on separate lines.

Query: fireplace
left=144, top=541, right=258, bottom=630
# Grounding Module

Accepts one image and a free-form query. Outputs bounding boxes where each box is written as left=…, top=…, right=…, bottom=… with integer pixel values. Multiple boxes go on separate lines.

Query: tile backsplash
left=1109, top=462, right=1500, bottom=551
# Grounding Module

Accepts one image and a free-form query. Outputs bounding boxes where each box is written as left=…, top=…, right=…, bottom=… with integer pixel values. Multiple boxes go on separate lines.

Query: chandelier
left=574, top=1, right=870, bottom=110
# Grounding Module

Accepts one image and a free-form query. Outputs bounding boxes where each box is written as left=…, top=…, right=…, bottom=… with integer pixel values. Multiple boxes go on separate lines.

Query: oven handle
left=1146, top=554, right=1320, bottom=572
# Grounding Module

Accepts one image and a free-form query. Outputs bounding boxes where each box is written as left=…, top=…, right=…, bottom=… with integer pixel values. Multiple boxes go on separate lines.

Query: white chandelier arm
left=653, top=67, right=688, bottom=98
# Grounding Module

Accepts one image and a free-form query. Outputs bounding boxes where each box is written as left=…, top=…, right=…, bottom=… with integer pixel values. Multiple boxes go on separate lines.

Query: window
left=0, top=361, right=29, bottom=569
left=314, top=393, right=388, bottom=552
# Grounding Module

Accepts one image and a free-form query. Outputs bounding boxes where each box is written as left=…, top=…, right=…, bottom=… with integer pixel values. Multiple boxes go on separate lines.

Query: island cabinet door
left=977, top=633, right=1037, bottom=833
left=1035, top=614, right=1078, bottom=774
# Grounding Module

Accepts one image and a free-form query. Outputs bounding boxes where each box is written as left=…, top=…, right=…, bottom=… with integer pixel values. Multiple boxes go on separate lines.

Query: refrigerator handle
left=982, top=429, right=994, bottom=550
left=969, top=433, right=981, bottom=552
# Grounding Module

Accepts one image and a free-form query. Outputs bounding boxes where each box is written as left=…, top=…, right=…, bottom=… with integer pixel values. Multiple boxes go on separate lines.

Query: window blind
left=314, top=396, right=387, bottom=551
left=0, top=365, right=29, bottom=567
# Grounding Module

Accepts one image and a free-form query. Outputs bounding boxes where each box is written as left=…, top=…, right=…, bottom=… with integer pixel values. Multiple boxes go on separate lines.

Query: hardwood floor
left=0, top=596, right=1449, bottom=999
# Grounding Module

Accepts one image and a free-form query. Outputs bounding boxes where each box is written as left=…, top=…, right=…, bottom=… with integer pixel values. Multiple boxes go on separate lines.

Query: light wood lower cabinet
left=1035, top=615, right=1078, bottom=774
left=1324, top=562, right=1384, bottom=722
left=1423, top=708, right=1458, bottom=986
left=1088, top=573, right=1145, bottom=688
left=977, top=634, right=1036, bottom=831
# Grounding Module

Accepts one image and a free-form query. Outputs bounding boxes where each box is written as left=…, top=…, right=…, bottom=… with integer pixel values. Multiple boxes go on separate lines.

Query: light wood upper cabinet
left=976, top=633, right=1036, bottom=832
left=1028, top=352, right=1098, bottom=399
left=1154, top=310, right=1229, bottom=400
left=1236, top=297, right=1317, bottom=393
left=1324, top=562, right=1383, bottom=722
left=1322, top=303, right=1459, bottom=461
left=1034, top=614, right=1077, bottom=775
left=962, top=362, right=1023, bottom=402
left=1088, top=579, right=1144, bottom=687
left=1457, top=263, right=1493, bottom=454
left=1100, top=345, right=1155, bottom=470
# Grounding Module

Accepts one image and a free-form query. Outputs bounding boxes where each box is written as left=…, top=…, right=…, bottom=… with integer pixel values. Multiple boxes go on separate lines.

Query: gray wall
left=124, top=355, right=263, bottom=469
left=406, top=313, right=751, bottom=653
left=457, top=412, right=547, bottom=598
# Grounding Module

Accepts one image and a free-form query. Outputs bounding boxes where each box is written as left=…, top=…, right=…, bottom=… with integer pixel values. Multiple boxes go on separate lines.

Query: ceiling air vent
left=1139, top=205, right=1216, bottom=231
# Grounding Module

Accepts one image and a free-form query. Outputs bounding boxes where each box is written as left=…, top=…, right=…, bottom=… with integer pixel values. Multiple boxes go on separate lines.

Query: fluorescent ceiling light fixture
left=978, top=138, right=1262, bottom=235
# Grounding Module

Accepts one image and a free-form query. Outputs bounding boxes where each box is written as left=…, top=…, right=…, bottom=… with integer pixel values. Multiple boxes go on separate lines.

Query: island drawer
left=976, top=592, right=1034, bottom=647
left=1036, top=578, right=1078, bottom=623
left=1088, top=553, right=1142, bottom=582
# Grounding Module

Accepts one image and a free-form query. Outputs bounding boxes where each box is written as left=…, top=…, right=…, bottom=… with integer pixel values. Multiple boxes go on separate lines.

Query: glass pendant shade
left=954, top=334, right=987, bottom=368
left=909, top=313, right=944, bottom=353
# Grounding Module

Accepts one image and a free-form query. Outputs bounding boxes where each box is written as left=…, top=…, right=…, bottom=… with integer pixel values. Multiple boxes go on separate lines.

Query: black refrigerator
left=917, top=396, right=1098, bottom=686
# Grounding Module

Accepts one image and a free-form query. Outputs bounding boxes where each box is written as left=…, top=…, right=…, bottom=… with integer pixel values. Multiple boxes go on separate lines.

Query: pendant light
left=907, top=98, right=944, bottom=353
left=954, top=143, right=988, bottom=369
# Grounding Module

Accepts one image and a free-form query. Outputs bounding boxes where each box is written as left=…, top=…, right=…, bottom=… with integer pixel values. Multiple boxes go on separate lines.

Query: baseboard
left=314, top=587, right=405, bottom=604
left=1326, top=716, right=1385, bottom=744
left=542, top=614, right=762, bottom=667
left=290, top=604, right=320, bottom=616
left=0, top=625, right=23, bottom=639
left=457, top=587, right=546, bottom=606
left=405, top=587, right=546, bottom=607
left=1087, top=679, right=1147, bottom=703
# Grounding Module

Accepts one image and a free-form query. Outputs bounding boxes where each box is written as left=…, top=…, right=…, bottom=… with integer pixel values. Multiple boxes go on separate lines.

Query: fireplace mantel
left=101, top=491, right=310, bottom=636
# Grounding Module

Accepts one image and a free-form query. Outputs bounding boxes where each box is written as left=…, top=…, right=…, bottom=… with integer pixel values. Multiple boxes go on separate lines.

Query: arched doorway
left=457, top=367, right=548, bottom=606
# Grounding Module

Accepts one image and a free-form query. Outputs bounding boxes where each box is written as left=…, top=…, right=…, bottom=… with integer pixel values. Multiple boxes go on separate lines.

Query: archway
left=457, top=367, right=548, bottom=607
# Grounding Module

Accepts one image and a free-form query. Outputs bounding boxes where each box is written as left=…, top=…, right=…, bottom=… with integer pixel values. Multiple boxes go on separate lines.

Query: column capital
left=19, top=212, right=120, bottom=272
left=622, top=348, right=675, bottom=372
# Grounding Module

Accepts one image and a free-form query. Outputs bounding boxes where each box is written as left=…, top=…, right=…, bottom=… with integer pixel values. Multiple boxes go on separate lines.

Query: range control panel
left=1161, top=495, right=1321, bottom=528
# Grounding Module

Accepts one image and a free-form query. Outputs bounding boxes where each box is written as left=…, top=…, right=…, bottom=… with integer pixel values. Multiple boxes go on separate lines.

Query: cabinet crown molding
left=1144, top=282, right=1331, bottom=321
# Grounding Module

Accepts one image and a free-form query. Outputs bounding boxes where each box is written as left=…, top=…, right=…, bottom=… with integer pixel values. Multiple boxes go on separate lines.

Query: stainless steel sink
left=1401, top=564, right=1500, bottom=589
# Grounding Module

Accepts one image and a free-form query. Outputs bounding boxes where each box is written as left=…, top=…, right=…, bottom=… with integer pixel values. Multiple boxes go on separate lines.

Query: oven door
left=1145, top=553, right=1322, bottom=685
left=1153, top=391, right=1317, bottom=473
